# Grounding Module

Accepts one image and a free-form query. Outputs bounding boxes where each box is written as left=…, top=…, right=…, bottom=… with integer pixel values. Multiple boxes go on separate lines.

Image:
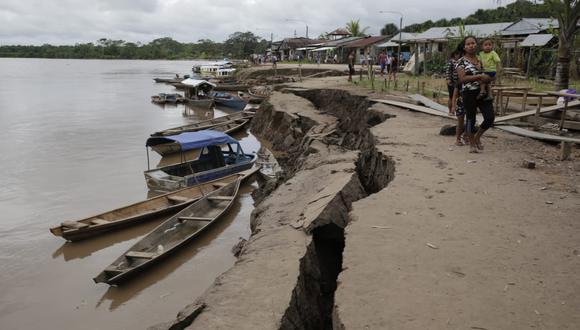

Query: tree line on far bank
left=0, top=32, right=268, bottom=60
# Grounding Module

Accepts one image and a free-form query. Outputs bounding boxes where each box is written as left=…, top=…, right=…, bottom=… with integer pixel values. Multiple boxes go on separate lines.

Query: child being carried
left=477, top=38, right=502, bottom=100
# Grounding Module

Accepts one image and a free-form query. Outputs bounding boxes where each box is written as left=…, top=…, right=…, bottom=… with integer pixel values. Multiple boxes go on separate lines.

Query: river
left=0, top=58, right=259, bottom=329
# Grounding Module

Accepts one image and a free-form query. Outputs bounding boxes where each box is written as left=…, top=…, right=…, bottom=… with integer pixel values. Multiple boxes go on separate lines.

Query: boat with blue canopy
left=145, top=130, right=257, bottom=192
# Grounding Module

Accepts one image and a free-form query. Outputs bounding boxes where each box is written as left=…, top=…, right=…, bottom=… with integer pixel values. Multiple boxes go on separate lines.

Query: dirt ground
left=296, top=75, right=580, bottom=329
left=161, top=69, right=580, bottom=329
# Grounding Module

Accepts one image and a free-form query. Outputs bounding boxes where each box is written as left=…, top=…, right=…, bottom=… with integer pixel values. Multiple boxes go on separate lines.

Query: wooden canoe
left=50, top=168, right=258, bottom=242
left=150, top=118, right=250, bottom=156
left=151, top=110, right=255, bottom=137
left=93, top=178, right=241, bottom=285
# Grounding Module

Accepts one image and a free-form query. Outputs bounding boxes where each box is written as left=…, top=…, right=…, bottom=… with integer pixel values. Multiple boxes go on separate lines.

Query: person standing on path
left=378, top=51, right=387, bottom=77
left=446, top=50, right=461, bottom=115
left=348, top=51, right=355, bottom=82
left=456, top=36, right=495, bottom=153
left=389, top=53, right=398, bottom=80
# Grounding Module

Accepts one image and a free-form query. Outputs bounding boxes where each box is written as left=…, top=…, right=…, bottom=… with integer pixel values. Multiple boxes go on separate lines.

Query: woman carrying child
left=455, top=36, right=495, bottom=153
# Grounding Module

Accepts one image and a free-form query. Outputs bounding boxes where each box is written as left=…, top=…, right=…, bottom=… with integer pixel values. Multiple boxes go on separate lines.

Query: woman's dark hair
left=457, top=35, right=478, bottom=55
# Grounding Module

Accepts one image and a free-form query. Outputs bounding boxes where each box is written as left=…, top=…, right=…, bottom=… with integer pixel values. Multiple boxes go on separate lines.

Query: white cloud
left=0, top=0, right=517, bottom=45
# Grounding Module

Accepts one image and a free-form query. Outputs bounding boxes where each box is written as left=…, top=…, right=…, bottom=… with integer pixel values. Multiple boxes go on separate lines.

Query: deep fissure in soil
left=276, top=89, right=395, bottom=329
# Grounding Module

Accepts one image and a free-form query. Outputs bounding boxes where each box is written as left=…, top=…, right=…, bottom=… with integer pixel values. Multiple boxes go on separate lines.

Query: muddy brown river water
left=0, top=58, right=260, bottom=329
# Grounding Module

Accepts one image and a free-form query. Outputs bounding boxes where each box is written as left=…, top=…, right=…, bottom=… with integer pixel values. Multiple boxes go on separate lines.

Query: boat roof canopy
left=146, top=130, right=238, bottom=151
left=180, top=78, right=217, bottom=88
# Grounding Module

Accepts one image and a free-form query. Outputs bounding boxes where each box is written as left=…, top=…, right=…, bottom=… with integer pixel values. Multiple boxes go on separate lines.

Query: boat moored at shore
left=145, top=130, right=257, bottom=192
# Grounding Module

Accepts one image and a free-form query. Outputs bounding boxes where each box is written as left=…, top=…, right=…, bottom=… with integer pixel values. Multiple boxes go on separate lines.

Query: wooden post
left=497, top=90, right=503, bottom=115
left=417, top=80, right=420, bottom=93
left=521, top=89, right=529, bottom=113
left=371, top=71, right=375, bottom=91
left=394, top=79, right=398, bottom=90
left=526, top=47, right=533, bottom=78
left=298, top=63, right=302, bottom=82
left=559, top=99, right=569, bottom=131
left=405, top=80, right=409, bottom=92
left=421, top=81, right=426, bottom=95
left=534, top=95, right=543, bottom=130
left=384, top=78, right=387, bottom=90
left=560, top=142, right=571, bottom=161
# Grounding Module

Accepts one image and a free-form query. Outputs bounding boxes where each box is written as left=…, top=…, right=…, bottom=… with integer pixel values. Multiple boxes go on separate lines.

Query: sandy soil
left=333, top=88, right=580, bottom=329
left=157, top=70, right=580, bottom=329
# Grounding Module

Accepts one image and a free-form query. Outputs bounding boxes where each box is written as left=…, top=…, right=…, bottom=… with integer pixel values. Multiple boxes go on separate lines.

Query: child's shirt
left=478, top=50, right=501, bottom=73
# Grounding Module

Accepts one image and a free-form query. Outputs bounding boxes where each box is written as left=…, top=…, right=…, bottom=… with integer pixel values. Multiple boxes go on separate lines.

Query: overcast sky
left=0, top=0, right=517, bottom=45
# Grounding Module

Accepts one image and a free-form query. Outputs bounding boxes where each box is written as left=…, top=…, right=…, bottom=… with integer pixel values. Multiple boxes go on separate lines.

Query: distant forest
left=0, top=0, right=552, bottom=60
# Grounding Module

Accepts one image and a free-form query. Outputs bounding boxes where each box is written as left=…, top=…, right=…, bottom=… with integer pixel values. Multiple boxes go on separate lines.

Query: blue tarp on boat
left=146, top=130, right=238, bottom=151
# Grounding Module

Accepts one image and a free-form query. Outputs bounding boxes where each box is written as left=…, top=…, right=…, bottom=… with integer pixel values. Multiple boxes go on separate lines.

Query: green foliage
left=0, top=34, right=268, bottom=60
left=346, top=19, right=370, bottom=37
left=380, top=23, right=399, bottom=36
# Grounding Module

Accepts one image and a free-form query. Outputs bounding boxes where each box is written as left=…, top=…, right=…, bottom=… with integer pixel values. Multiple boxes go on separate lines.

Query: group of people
left=446, top=36, right=501, bottom=153
left=346, top=51, right=400, bottom=82
left=378, top=51, right=399, bottom=80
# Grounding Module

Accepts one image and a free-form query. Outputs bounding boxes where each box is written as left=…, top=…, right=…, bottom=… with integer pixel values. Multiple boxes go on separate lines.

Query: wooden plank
left=495, top=101, right=580, bottom=123
left=178, top=216, right=213, bottom=222
left=563, top=120, right=580, bottom=131
left=125, top=251, right=157, bottom=259
left=62, top=221, right=89, bottom=229
left=90, top=218, right=110, bottom=225
left=207, top=196, right=234, bottom=201
left=408, top=94, right=449, bottom=113
left=496, top=126, right=580, bottom=144
left=167, top=195, right=190, bottom=204
left=371, top=99, right=453, bottom=119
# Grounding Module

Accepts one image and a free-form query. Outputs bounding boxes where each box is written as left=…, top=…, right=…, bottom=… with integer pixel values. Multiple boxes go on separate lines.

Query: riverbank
left=154, top=67, right=580, bottom=329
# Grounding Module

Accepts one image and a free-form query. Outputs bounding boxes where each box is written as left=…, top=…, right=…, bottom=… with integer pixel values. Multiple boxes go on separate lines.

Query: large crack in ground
left=275, top=89, right=395, bottom=330
left=151, top=88, right=395, bottom=330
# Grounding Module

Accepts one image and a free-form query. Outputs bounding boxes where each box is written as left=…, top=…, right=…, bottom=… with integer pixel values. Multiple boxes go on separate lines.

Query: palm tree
left=346, top=19, right=370, bottom=37
left=545, top=0, right=580, bottom=90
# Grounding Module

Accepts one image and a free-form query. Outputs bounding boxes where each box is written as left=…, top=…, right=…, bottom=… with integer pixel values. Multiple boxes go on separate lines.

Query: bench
left=178, top=216, right=213, bottom=222
left=125, top=251, right=157, bottom=259
left=207, top=196, right=234, bottom=201
left=167, top=195, right=190, bottom=204
left=90, top=218, right=110, bottom=225
left=61, top=221, right=89, bottom=229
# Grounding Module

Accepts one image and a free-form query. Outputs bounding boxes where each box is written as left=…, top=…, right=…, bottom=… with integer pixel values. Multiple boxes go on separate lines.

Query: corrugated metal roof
left=328, top=28, right=350, bottom=36
left=340, top=36, right=389, bottom=48
left=407, top=22, right=513, bottom=42
left=376, top=32, right=419, bottom=47
left=520, top=34, right=555, bottom=47
left=319, top=36, right=364, bottom=47
left=502, top=18, right=558, bottom=36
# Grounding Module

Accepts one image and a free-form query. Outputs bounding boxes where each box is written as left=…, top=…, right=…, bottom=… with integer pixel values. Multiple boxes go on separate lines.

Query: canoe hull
left=94, top=179, right=241, bottom=285
left=152, top=110, right=255, bottom=137
left=49, top=169, right=258, bottom=241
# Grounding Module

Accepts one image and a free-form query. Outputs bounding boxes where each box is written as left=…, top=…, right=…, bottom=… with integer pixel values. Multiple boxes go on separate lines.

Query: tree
left=223, top=31, right=262, bottom=59
left=380, top=23, right=399, bottom=36
left=346, top=19, right=369, bottom=37
left=545, top=0, right=580, bottom=90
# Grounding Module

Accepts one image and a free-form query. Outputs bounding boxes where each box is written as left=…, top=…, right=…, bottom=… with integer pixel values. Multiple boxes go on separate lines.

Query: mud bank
left=150, top=89, right=394, bottom=329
